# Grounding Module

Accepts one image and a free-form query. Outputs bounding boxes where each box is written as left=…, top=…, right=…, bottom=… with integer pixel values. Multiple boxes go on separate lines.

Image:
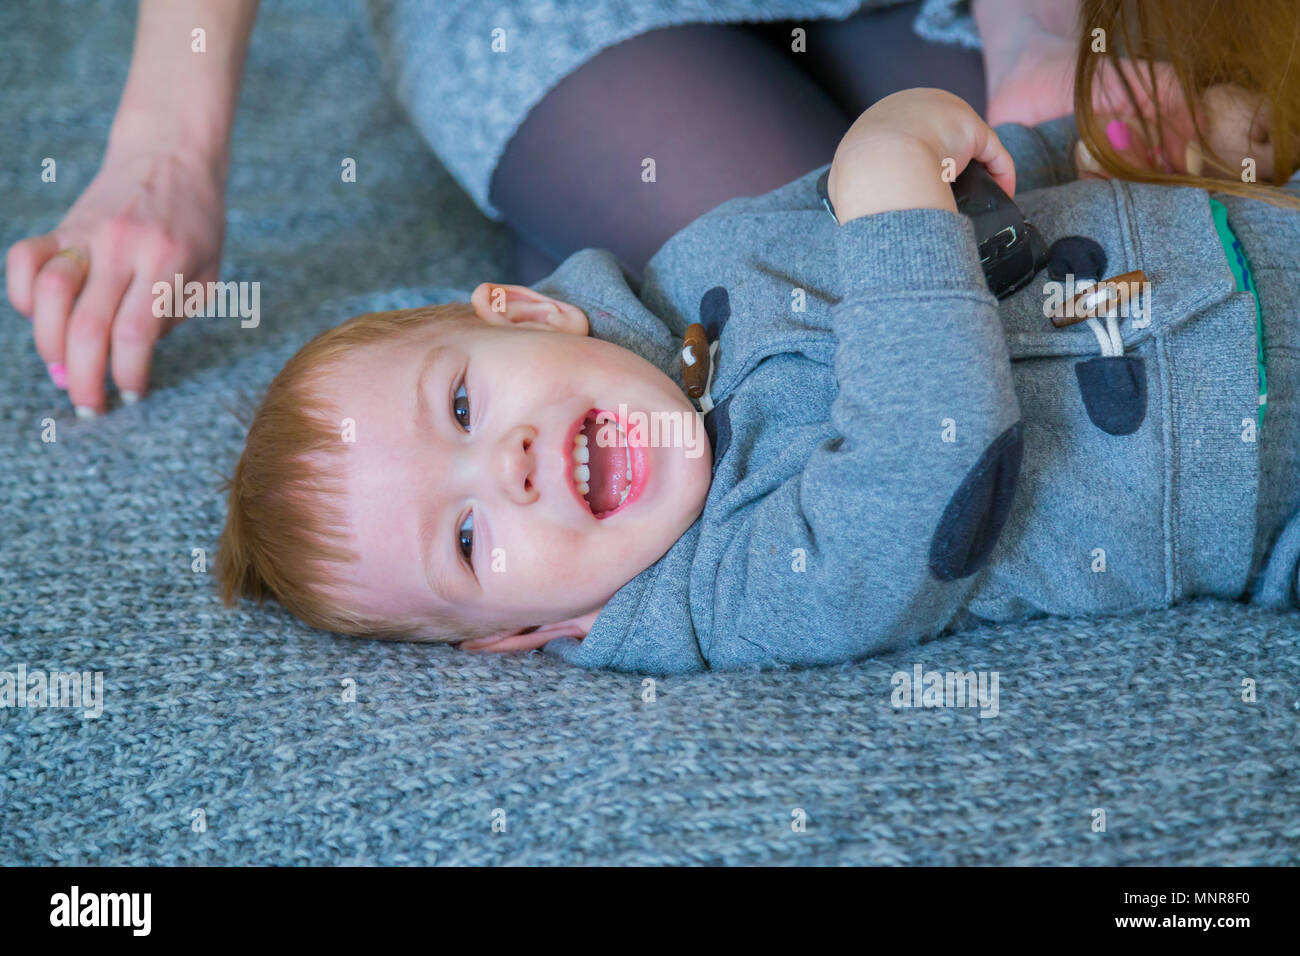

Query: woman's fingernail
left=1185, top=141, right=1204, bottom=176
left=47, top=362, right=67, bottom=389
left=120, top=390, right=140, bottom=405
left=74, top=405, right=98, bottom=420
left=1105, top=119, right=1132, bottom=150
left=1075, top=139, right=1102, bottom=173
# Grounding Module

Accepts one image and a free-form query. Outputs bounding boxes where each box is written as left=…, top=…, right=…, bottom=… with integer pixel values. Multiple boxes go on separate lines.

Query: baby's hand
left=827, top=88, right=1016, bottom=223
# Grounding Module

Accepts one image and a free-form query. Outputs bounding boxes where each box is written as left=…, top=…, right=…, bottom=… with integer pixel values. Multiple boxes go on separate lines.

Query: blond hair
left=1074, top=0, right=1300, bottom=209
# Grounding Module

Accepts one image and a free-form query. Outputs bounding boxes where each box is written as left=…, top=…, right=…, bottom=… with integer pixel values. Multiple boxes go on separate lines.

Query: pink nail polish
left=47, top=362, right=67, bottom=389
left=1106, top=119, right=1132, bottom=151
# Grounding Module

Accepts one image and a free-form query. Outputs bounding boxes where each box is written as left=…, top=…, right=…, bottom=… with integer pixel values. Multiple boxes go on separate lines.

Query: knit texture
left=1, top=0, right=1298, bottom=865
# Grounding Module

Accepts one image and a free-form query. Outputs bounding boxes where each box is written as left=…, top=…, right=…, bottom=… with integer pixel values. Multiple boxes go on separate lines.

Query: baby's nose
left=494, top=425, right=539, bottom=505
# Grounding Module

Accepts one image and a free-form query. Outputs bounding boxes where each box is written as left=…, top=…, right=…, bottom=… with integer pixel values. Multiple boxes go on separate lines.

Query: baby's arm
left=827, top=89, right=1016, bottom=220
left=704, top=92, right=1025, bottom=669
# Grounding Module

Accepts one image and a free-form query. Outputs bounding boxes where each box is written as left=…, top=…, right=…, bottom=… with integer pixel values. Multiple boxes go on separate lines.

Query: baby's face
left=322, top=284, right=713, bottom=641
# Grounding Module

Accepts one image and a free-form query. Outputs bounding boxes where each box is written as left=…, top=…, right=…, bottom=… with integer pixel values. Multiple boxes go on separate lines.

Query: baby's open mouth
left=569, top=409, right=642, bottom=518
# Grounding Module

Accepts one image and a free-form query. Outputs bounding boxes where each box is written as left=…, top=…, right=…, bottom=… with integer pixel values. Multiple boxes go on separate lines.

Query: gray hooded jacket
left=532, top=116, right=1300, bottom=674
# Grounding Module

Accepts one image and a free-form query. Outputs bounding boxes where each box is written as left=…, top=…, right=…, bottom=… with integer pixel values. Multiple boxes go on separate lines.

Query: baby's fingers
left=970, top=124, right=1017, bottom=198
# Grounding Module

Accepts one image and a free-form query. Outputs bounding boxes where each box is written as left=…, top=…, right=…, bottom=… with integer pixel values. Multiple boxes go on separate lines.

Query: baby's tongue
left=584, top=423, right=629, bottom=516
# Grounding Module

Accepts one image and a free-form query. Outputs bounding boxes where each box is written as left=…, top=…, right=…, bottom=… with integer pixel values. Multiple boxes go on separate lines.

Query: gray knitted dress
left=361, top=0, right=979, bottom=221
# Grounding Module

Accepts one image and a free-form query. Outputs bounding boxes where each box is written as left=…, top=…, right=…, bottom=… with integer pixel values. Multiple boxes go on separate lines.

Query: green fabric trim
left=1209, top=197, right=1266, bottom=429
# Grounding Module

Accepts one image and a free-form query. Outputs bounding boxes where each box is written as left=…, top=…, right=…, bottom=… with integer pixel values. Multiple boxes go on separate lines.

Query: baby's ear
left=459, top=612, right=598, bottom=654
left=470, top=283, right=589, bottom=336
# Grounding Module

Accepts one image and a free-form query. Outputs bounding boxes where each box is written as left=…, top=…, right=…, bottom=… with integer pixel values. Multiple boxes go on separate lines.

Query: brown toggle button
left=1050, top=269, right=1148, bottom=328
left=681, top=323, right=711, bottom=398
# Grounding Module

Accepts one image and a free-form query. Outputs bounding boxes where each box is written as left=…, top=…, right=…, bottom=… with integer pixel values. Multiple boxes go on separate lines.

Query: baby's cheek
left=501, top=523, right=629, bottom=597
left=492, top=521, right=574, bottom=578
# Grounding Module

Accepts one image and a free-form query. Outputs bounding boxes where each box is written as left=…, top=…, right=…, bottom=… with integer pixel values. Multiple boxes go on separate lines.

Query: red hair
left=215, top=302, right=481, bottom=641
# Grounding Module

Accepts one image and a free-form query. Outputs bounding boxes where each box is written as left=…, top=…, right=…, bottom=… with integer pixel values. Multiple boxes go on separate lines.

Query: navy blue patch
left=1074, top=356, right=1147, bottom=435
left=704, top=396, right=733, bottom=467
left=928, top=422, right=1024, bottom=581
left=699, top=286, right=731, bottom=341
left=1047, top=236, right=1107, bottom=283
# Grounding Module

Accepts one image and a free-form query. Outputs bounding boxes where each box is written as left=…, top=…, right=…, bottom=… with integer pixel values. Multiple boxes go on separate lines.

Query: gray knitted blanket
left=2, top=0, right=1296, bottom=865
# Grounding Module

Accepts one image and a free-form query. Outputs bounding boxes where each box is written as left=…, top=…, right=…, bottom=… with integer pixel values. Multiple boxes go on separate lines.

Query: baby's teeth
left=575, top=433, right=587, bottom=446
left=574, top=445, right=589, bottom=464
left=577, top=481, right=590, bottom=495
left=574, top=464, right=590, bottom=483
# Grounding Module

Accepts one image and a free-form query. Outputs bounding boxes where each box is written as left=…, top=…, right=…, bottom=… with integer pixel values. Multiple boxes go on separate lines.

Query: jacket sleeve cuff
left=834, top=207, right=990, bottom=300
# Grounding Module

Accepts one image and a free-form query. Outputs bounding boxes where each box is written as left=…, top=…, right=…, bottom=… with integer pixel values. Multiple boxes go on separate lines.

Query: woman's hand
left=6, top=131, right=227, bottom=415
left=827, top=88, right=1016, bottom=223
left=972, top=0, right=1275, bottom=183
left=6, top=0, right=258, bottom=416
left=1075, top=75, right=1276, bottom=184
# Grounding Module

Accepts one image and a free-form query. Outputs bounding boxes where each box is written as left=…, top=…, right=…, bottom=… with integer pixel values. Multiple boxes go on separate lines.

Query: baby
left=217, top=86, right=1300, bottom=674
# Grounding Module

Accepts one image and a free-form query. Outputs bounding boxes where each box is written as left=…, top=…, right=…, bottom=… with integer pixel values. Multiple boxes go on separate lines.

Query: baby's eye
left=457, top=512, right=474, bottom=563
left=452, top=381, right=471, bottom=431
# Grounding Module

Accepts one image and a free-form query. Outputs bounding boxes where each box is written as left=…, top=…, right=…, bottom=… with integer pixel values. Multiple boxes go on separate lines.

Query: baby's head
left=216, top=283, right=713, bottom=650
